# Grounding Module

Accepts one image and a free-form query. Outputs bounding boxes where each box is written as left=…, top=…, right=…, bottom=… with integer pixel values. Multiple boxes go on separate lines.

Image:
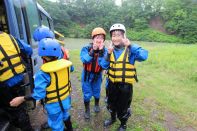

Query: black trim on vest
left=46, top=82, right=69, bottom=94
left=1, top=54, right=19, bottom=61
left=0, top=61, right=23, bottom=75
left=45, top=69, right=71, bottom=110
left=0, top=45, right=17, bottom=75
left=122, top=47, right=129, bottom=83
left=54, top=72, right=64, bottom=112
left=67, top=67, right=71, bottom=94
left=109, top=67, right=136, bottom=71
left=9, top=35, right=26, bottom=72
left=109, top=61, right=130, bottom=64
left=108, top=73, right=135, bottom=78
left=108, top=47, right=138, bottom=83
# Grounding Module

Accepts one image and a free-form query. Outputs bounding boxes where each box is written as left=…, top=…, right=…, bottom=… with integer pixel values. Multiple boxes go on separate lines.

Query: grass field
left=65, top=39, right=197, bottom=131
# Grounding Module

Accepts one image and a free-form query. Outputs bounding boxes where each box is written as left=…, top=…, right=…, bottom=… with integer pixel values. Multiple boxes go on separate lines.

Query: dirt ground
left=28, top=74, right=197, bottom=131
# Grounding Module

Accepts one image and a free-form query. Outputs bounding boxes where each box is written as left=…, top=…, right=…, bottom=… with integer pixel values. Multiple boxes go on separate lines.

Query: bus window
left=0, top=1, right=9, bottom=33
left=37, top=3, right=53, bottom=30
left=49, top=19, right=54, bottom=30
left=13, top=0, right=24, bottom=39
left=40, top=12, right=50, bottom=28
left=22, top=0, right=40, bottom=44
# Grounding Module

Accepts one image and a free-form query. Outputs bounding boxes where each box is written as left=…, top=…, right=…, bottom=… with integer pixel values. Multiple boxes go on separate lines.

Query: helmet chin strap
left=42, top=56, right=58, bottom=62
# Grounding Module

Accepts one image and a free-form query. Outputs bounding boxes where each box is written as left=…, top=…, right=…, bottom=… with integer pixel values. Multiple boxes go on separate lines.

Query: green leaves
left=38, top=0, right=197, bottom=43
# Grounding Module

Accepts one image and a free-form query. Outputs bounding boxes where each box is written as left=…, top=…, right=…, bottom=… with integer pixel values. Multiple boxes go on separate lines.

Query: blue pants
left=48, top=110, right=70, bottom=131
left=45, top=97, right=71, bottom=131
left=81, top=71, right=102, bottom=102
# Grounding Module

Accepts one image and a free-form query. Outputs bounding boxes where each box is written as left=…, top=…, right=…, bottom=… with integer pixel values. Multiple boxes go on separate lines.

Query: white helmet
left=109, top=23, right=126, bottom=33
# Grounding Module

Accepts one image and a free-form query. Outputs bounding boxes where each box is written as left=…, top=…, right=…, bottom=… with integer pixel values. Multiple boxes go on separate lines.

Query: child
left=10, top=38, right=73, bottom=131
left=80, top=27, right=107, bottom=119
left=0, top=30, right=33, bottom=131
left=102, top=23, right=148, bottom=131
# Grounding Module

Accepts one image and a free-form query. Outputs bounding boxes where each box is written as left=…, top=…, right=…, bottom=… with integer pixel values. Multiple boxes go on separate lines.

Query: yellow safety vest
left=0, top=32, right=25, bottom=82
left=41, top=59, right=72, bottom=104
left=108, top=47, right=137, bottom=84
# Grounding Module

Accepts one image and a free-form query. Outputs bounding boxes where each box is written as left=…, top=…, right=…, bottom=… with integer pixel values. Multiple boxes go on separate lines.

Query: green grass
left=67, top=39, right=197, bottom=130
left=136, top=43, right=197, bottom=124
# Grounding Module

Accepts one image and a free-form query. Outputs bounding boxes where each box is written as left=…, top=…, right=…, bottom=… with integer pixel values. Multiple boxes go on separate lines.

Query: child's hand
left=122, top=38, right=131, bottom=47
left=10, top=96, right=25, bottom=107
left=108, top=42, right=114, bottom=54
left=93, top=43, right=98, bottom=50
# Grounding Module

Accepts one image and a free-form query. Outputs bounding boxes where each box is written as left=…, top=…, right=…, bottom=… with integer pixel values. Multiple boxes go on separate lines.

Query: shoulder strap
left=122, top=47, right=129, bottom=83
left=54, top=72, right=65, bottom=112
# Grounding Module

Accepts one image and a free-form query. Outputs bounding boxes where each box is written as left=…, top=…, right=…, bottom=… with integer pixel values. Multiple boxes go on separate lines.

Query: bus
left=0, top=0, right=58, bottom=130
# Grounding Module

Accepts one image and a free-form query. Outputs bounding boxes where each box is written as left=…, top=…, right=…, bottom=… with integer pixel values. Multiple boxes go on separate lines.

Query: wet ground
left=30, top=67, right=197, bottom=131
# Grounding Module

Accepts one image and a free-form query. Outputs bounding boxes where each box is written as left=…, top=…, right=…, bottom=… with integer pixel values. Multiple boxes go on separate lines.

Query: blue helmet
left=33, top=26, right=55, bottom=41
left=38, top=38, right=61, bottom=57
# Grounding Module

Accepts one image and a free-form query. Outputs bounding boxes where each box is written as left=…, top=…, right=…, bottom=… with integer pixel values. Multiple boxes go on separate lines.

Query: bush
left=127, top=28, right=183, bottom=43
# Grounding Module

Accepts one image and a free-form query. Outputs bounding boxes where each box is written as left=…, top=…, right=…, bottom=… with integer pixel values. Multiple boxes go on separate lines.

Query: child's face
left=111, top=31, right=124, bottom=46
left=92, top=34, right=105, bottom=48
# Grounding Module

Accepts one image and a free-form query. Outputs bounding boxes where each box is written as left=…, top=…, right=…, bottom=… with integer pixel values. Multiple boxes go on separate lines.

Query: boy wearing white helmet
left=102, top=23, right=148, bottom=130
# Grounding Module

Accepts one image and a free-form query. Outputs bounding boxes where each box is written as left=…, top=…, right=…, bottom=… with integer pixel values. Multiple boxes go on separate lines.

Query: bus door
left=20, top=0, right=42, bottom=74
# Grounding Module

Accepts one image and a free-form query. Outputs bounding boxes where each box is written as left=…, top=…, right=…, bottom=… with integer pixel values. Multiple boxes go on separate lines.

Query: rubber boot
left=118, top=108, right=131, bottom=131
left=84, top=101, right=90, bottom=119
left=64, top=116, right=73, bottom=131
left=94, top=98, right=100, bottom=113
left=118, top=124, right=127, bottom=131
left=104, top=112, right=116, bottom=127
left=118, top=119, right=127, bottom=131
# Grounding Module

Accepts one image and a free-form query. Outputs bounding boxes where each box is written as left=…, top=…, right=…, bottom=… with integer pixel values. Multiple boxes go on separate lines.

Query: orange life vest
left=83, top=52, right=102, bottom=73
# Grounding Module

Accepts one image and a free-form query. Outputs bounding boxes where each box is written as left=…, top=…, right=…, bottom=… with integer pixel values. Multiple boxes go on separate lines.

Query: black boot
left=118, top=117, right=128, bottom=131
left=117, top=108, right=131, bottom=131
left=84, top=101, right=90, bottom=119
left=118, top=124, right=127, bottom=131
left=64, top=116, right=73, bottom=131
left=104, top=112, right=116, bottom=127
left=94, top=98, right=100, bottom=113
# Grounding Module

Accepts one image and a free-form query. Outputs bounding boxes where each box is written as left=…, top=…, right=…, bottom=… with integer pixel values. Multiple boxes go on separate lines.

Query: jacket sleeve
left=129, top=44, right=148, bottom=62
left=98, top=48, right=110, bottom=69
left=80, top=46, right=93, bottom=63
left=32, top=70, right=50, bottom=100
left=15, top=39, right=33, bottom=56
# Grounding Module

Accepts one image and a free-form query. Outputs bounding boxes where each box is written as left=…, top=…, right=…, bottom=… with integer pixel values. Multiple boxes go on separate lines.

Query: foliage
left=127, top=28, right=183, bottom=43
left=37, top=0, right=197, bottom=43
